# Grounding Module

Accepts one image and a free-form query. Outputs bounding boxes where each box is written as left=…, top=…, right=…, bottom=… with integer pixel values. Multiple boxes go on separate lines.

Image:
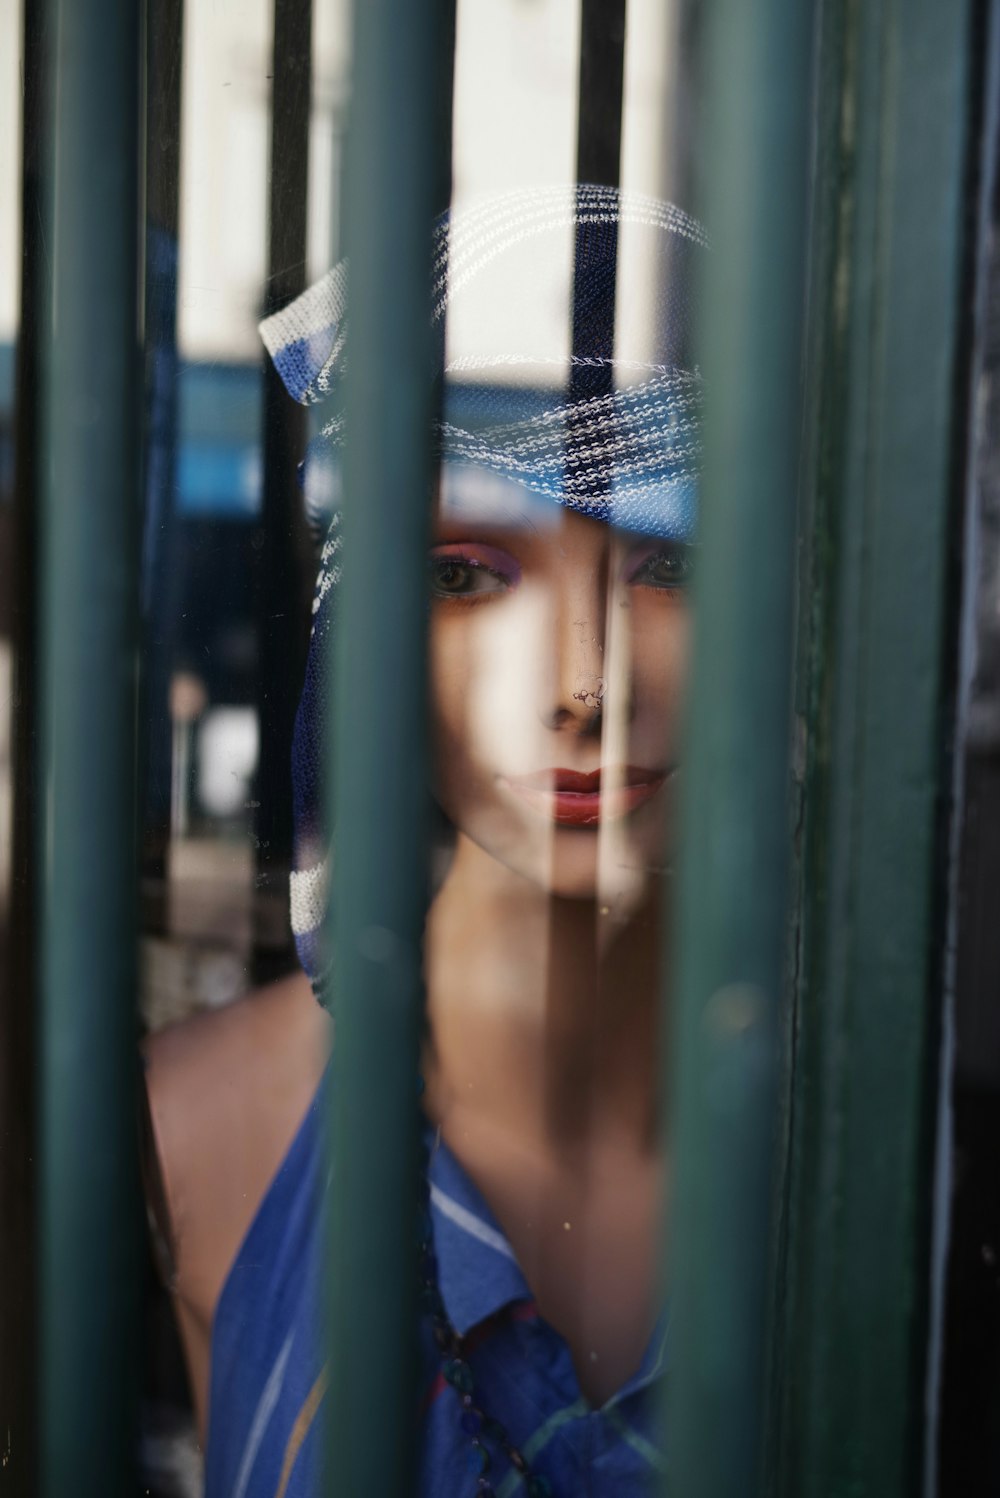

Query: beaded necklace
left=416, top=1080, right=553, bottom=1498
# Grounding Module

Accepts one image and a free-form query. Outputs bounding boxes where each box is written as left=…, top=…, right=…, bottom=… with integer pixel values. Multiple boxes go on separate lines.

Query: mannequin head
left=263, top=187, right=707, bottom=993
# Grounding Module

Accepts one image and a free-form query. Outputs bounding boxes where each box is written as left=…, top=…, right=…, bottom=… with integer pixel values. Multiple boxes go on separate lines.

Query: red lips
left=503, top=766, right=668, bottom=826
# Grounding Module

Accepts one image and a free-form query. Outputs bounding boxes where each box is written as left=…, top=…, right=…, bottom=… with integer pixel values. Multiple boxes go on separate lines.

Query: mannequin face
left=428, top=469, right=692, bottom=905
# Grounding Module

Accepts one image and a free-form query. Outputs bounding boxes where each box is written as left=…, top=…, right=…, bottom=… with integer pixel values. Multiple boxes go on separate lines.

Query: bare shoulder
left=142, top=967, right=331, bottom=1334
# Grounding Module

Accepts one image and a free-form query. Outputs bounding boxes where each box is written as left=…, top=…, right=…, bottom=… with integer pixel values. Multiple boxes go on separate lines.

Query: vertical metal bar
left=575, top=0, right=626, bottom=190
left=570, top=0, right=625, bottom=416
left=662, top=0, right=814, bottom=1494
left=38, top=1, right=143, bottom=1492
left=1, top=3, right=46, bottom=1489
left=777, top=1, right=975, bottom=1493
left=253, top=0, right=314, bottom=985
left=326, top=0, right=450, bottom=1491
left=140, top=0, right=184, bottom=938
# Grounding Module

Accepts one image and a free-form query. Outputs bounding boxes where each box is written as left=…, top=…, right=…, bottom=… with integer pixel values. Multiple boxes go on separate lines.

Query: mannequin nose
left=542, top=586, right=610, bottom=732
left=571, top=675, right=607, bottom=713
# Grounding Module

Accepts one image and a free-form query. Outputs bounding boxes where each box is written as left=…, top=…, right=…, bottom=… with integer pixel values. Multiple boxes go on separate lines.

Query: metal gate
left=0, top=0, right=990, bottom=1493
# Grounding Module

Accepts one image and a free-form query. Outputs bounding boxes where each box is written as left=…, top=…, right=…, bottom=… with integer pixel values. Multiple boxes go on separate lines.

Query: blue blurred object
left=177, top=362, right=263, bottom=516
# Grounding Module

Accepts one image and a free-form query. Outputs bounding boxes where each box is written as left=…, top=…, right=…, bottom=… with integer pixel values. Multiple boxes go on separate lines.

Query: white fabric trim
left=430, top=1182, right=516, bottom=1261
left=231, top=1330, right=294, bottom=1498
left=290, top=859, right=329, bottom=937
left=259, top=261, right=347, bottom=363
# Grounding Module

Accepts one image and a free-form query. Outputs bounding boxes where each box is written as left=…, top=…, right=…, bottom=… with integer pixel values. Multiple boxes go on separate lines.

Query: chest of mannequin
left=440, top=1111, right=664, bottom=1407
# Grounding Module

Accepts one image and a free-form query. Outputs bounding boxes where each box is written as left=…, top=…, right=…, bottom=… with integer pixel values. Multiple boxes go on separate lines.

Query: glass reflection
left=139, top=3, right=696, bottom=1494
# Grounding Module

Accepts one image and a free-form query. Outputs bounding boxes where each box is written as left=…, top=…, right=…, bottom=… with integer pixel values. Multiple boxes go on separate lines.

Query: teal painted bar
left=777, top=1, right=974, bottom=1493
left=37, top=1, right=142, bottom=1493
left=662, top=1, right=814, bottom=1494
left=326, top=0, right=446, bottom=1491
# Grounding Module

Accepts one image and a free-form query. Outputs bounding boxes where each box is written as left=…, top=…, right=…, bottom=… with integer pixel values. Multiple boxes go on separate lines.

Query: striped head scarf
left=259, top=184, right=707, bottom=1001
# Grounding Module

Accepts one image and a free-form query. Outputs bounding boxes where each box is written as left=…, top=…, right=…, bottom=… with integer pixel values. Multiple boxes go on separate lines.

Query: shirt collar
left=426, top=1127, right=532, bottom=1337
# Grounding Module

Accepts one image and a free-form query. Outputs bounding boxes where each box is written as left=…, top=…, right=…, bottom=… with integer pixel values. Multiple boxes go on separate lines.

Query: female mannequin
left=144, top=184, right=703, bottom=1495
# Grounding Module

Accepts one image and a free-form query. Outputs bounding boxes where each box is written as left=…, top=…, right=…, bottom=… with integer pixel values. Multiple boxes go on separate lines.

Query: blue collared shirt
left=206, top=1073, right=668, bottom=1497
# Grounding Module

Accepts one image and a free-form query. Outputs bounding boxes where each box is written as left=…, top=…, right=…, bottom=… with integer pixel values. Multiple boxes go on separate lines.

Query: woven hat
left=262, top=183, right=706, bottom=543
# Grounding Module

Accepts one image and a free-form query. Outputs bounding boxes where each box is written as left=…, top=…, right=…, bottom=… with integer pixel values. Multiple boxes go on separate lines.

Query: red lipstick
left=503, top=766, right=668, bottom=826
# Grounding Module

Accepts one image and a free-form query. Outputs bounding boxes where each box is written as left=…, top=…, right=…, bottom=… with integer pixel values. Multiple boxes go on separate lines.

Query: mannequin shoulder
left=141, top=968, right=331, bottom=1327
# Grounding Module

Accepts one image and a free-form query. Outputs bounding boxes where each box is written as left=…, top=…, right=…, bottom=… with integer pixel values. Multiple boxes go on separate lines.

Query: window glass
left=135, top=5, right=695, bottom=1490
left=0, top=1, right=992, bottom=1493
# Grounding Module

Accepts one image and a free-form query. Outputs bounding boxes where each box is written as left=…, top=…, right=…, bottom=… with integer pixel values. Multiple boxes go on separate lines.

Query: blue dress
left=205, top=1072, right=669, bottom=1496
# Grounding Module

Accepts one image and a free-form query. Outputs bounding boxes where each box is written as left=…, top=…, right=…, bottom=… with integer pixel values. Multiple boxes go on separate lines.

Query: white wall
left=0, top=0, right=676, bottom=365
left=178, top=0, right=350, bottom=361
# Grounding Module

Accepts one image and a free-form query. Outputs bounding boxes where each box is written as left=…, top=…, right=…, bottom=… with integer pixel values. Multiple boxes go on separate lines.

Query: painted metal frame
left=37, top=1, right=144, bottom=1492
left=777, top=1, right=975, bottom=1494
left=662, top=2, right=815, bottom=1494
left=325, top=0, right=449, bottom=1490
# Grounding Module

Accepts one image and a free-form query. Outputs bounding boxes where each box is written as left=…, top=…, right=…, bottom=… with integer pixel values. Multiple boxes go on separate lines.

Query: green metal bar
left=326, top=0, right=448, bottom=1490
left=38, top=1, right=143, bottom=1493
left=662, top=0, right=814, bottom=1493
left=777, top=1, right=974, bottom=1493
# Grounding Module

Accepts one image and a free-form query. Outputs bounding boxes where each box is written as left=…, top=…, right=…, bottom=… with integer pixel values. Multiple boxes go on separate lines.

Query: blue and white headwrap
left=260, top=184, right=707, bottom=1001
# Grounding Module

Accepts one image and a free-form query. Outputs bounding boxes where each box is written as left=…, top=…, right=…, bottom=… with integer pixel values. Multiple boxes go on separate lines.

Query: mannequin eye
left=627, top=543, right=697, bottom=590
left=430, top=558, right=504, bottom=597
left=429, top=545, right=520, bottom=600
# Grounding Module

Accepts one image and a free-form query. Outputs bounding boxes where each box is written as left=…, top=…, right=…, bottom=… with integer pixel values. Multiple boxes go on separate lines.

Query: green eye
left=430, top=557, right=508, bottom=598
left=630, top=545, right=696, bottom=590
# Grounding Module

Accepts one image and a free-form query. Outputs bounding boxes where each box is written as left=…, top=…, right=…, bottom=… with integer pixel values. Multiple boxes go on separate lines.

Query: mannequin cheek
left=430, top=592, right=554, bottom=773
left=630, top=611, right=691, bottom=740
left=427, top=657, right=476, bottom=817
left=425, top=640, right=523, bottom=827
